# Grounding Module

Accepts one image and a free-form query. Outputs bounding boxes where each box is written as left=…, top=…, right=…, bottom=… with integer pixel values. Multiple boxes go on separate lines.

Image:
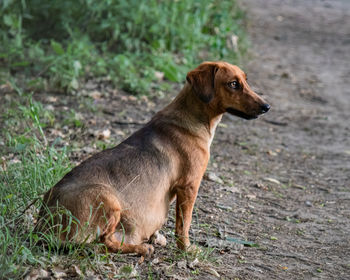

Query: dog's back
left=38, top=120, right=179, bottom=242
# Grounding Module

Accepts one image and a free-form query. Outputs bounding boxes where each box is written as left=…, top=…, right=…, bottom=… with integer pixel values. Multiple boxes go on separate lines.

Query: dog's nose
left=260, top=103, right=270, bottom=113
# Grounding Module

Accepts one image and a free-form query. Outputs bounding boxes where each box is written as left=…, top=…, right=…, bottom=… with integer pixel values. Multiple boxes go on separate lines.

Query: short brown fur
left=36, top=61, right=269, bottom=259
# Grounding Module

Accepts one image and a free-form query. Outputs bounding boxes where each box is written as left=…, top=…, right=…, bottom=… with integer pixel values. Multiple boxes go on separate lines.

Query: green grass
left=0, top=93, right=65, bottom=277
left=0, top=0, right=247, bottom=94
left=0, top=92, right=120, bottom=278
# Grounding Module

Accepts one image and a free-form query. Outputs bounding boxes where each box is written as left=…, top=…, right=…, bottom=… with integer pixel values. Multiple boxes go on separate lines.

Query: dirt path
left=211, top=0, right=350, bottom=278
left=31, top=0, right=350, bottom=278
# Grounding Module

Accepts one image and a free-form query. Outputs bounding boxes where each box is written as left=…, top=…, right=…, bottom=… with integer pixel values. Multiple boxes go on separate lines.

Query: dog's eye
left=228, top=81, right=239, bottom=89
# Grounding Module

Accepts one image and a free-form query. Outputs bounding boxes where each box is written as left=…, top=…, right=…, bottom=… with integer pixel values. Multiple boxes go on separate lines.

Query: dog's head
left=186, top=61, right=270, bottom=119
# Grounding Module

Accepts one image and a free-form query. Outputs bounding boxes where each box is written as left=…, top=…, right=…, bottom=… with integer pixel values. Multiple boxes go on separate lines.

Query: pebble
left=177, top=260, right=187, bottom=269
left=305, top=200, right=313, bottom=207
left=204, top=172, right=224, bottom=184
left=188, top=258, right=199, bottom=269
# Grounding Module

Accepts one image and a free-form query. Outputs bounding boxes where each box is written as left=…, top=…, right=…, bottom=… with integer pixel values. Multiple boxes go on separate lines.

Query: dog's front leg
left=175, top=183, right=200, bottom=250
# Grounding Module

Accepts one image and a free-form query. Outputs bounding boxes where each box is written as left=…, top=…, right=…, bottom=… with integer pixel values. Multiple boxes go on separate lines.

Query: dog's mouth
left=226, top=108, right=258, bottom=120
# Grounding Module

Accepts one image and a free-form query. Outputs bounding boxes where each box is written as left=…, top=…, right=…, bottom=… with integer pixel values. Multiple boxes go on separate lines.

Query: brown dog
left=37, top=61, right=270, bottom=259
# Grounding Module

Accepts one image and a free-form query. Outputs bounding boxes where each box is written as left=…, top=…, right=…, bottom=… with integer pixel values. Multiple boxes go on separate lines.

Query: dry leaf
left=207, top=267, right=220, bottom=278
left=68, top=265, right=83, bottom=277
left=47, top=96, right=58, bottom=103
left=52, top=267, right=67, bottom=278
left=90, top=91, right=102, bottom=100
left=246, top=194, right=257, bottom=200
left=25, top=268, right=50, bottom=280
left=264, top=177, right=281, bottom=185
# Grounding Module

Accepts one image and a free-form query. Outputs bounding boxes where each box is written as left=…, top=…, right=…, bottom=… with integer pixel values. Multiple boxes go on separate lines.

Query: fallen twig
left=263, top=119, right=288, bottom=126
left=1, top=196, right=42, bottom=229
left=114, top=120, right=146, bottom=126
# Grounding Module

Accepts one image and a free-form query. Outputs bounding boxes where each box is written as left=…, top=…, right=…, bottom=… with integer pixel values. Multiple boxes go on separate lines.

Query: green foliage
left=0, top=94, right=69, bottom=278
left=0, top=0, right=247, bottom=94
left=0, top=93, right=115, bottom=278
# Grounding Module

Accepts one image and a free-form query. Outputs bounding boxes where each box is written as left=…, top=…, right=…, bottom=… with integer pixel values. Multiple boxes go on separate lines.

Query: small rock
left=253, top=183, right=268, bottom=191
left=177, top=260, right=187, bottom=269
left=82, top=147, right=95, bottom=154
left=305, top=200, right=313, bottom=207
left=45, top=104, right=55, bottom=111
left=150, top=231, right=167, bottom=247
left=52, top=267, right=67, bottom=278
left=154, top=71, right=165, bottom=80
left=188, top=258, right=199, bottom=269
left=98, top=129, right=111, bottom=140
left=151, top=257, right=160, bottom=265
left=224, top=186, right=240, bottom=193
left=246, top=194, right=257, bottom=200
left=204, top=172, right=224, bottom=184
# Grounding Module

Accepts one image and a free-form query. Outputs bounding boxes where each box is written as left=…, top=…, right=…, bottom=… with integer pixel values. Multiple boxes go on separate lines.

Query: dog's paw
left=137, top=244, right=154, bottom=263
left=150, top=231, right=167, bottom=247
left=185, top=244, right=202, bottom=256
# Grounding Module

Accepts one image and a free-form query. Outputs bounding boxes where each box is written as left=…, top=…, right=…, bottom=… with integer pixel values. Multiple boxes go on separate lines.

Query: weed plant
left=0, top=92, right=70, bottom=277
left=0, top=0, right=247, bottom=94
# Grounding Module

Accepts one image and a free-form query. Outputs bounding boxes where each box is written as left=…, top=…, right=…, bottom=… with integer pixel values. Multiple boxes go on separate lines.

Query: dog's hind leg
left=99, top=194, right=154, bottom=259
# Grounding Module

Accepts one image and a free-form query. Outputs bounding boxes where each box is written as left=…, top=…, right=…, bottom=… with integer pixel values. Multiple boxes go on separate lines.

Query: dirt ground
left=25, top=0, right=350, bottom=279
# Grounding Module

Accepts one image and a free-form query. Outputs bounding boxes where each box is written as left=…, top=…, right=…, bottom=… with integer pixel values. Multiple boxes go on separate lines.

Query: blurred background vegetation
left=0, top=0, right=247, bottom=94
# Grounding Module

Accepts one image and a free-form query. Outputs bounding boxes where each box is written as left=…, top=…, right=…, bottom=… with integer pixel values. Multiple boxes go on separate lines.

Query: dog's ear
left=186, top=63, right=218, bottom=103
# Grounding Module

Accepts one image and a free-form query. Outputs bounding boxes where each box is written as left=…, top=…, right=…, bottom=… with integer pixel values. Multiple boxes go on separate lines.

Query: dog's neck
left=156, top=83, right=223, bottom=146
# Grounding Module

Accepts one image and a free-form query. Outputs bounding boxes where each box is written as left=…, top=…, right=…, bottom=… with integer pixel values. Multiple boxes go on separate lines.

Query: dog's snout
left=260, top=103, right=270, bottom=113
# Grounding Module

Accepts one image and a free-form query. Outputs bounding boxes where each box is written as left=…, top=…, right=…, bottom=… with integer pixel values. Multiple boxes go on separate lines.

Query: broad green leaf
left=51, top=41, right=65, bottom=55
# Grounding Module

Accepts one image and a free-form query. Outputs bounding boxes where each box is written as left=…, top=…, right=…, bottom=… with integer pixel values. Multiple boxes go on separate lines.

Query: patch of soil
left=15, top=0, right=350, bottom=278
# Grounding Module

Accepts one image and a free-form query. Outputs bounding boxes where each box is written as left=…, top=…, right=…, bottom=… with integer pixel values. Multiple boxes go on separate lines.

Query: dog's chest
left=208, top=115, right=222, bottom=149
